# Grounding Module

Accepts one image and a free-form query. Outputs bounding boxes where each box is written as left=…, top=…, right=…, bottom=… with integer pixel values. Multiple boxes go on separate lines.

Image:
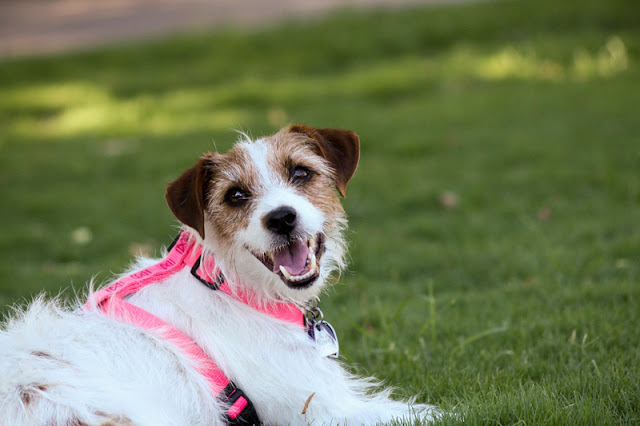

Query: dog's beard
left=200, top=216, right=347, bottom=306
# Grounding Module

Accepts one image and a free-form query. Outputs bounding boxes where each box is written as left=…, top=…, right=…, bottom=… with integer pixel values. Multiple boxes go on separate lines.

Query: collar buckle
left=190, top=255, right=225, bottom=291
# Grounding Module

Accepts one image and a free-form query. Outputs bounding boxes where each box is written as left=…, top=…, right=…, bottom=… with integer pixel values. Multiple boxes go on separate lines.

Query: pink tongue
left=272, top=240, right=309, bottom=276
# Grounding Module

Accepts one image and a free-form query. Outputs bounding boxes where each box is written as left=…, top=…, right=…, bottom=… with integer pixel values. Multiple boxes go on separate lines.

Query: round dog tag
left=309, top=320, right=339, bottom=358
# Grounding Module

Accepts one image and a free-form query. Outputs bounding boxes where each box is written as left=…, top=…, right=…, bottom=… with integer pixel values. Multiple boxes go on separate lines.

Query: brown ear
left=165, top=155, right=215, bottom=239
left=288, top=124, right=360, bottom=197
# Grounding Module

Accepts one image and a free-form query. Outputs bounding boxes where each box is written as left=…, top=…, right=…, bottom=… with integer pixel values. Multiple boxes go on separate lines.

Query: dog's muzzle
left=252, top=207, right=325, bottom=289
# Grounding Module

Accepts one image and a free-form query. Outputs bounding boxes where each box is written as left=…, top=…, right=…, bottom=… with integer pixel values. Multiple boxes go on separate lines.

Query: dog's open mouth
left=251, top=234, right=324, bottom=288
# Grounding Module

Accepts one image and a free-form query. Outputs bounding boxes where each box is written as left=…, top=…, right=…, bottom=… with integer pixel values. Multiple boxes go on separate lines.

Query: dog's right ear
left=165, top=155, right=216, bottom=239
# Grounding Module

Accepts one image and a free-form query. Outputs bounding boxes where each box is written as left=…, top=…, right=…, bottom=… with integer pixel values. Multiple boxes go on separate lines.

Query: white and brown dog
left=0, top=125, right=438, bottom=425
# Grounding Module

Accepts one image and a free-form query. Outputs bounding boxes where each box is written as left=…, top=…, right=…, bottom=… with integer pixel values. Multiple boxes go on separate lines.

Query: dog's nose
left=264, top=206, right=298, bottom=235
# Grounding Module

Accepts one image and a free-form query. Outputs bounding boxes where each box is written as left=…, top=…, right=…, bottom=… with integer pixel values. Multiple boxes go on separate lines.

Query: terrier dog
left=0, top=125, right=438, bottom=425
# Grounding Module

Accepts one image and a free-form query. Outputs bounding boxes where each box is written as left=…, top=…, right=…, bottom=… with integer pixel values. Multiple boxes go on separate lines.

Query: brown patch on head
left=167, top=147, right=265, bottom=248
left=287, top=124, right=360, bottom=197
left=266, top=129, right=348, bottom=227
left=199, top=146, right=261, bottom=252
left=165, top=154, right=217, bottom=239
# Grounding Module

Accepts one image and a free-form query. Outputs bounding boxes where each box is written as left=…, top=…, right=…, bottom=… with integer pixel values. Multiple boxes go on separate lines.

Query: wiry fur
left=0, top=125, right=438, bottom=425
left=0, top=295, right=220, bottom=425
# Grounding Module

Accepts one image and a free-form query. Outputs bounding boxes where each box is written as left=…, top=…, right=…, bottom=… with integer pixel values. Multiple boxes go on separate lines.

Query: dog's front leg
left=293, top=359, right=439, bottom=425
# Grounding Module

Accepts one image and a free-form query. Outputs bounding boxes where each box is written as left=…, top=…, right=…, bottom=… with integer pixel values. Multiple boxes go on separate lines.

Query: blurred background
left=0, top=0, right=638, bottom=423
left=0, top=0, right=453, bottom=57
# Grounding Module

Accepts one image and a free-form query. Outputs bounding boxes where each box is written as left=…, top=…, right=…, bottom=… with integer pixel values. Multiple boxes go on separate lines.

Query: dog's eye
left=290, top=166, right=312, bottom=183
left=224, top=188, right=250, bottom=206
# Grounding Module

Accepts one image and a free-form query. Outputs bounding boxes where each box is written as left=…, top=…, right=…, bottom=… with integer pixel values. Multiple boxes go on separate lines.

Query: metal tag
left=308, top=320, right=339, bottom=358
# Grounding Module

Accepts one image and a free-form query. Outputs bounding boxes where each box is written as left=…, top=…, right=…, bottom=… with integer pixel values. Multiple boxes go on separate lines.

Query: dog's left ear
left=288, top=124, right=360, bottom=197
left=165, top=154, right=216, bottom=239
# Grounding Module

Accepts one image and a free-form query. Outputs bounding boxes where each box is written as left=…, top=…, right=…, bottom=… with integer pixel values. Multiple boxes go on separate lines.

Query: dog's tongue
left=273, top=240, right=309, bottom=276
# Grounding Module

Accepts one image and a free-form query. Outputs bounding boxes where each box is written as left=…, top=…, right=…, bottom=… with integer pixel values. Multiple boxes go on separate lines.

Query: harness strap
left=98, top=296, right=231, bottom=394
left=191, top=258, right=306, bottom=328
left=85, top=232, right=265, bottom=424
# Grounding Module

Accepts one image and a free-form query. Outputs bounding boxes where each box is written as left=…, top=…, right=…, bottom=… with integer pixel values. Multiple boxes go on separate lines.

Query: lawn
left=1, top=0, right=639, bottom=423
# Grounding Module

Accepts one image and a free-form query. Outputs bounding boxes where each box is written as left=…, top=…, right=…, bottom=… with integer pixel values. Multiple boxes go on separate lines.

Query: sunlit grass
left=1, top=82, right=247, bottom=138
left=467, top=36, right=629, bottom=81
left=1, top=34, right=633, bottom=142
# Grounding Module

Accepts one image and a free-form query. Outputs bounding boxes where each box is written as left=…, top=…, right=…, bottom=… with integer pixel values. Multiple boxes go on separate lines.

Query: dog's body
left=0, top=125, right=437, bottom=425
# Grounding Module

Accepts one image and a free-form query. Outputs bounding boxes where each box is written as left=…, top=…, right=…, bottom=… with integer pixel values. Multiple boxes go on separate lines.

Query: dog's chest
left=126, top=268, right=334, bottom=420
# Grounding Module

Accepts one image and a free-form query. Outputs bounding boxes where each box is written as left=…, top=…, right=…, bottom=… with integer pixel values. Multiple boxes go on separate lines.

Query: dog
left=0, top=125, right=438, bottom=425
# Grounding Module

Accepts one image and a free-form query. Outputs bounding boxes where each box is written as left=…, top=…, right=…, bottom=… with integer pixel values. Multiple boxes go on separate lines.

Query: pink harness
left=85, top=232, right=304, bottom=424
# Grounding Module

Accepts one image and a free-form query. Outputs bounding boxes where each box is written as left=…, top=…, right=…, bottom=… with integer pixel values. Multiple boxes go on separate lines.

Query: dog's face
left=165, top=125, right=359, bottom=304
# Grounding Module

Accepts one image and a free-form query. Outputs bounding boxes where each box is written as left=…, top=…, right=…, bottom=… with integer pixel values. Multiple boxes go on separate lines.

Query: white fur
left=242, top=139, right=272, bottom=185
left=239, top=139, right=327, bottom=258
left=0, top=295, right=221, bottom=425
left=0, top=134, right=439, bottom=425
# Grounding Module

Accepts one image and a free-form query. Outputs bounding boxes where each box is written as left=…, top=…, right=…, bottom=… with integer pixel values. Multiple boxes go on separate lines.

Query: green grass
left=1, top=0, right=639, bottom=423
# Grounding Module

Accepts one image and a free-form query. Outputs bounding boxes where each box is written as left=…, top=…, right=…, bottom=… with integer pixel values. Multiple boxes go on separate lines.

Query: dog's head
left=165, top=124, right=359, bottom=304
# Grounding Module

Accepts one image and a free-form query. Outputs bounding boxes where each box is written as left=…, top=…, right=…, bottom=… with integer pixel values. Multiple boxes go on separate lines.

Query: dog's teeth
left=279, top=265, right=292, bottom=280
left=306, top=239, right=317, bottom=266
left=278, top=240, right=319, bottom=283
left=304, top=267, right=316, bottom=278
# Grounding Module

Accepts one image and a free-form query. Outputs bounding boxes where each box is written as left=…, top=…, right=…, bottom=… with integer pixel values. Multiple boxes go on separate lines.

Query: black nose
left=264, top=206, right=298, bottom=235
